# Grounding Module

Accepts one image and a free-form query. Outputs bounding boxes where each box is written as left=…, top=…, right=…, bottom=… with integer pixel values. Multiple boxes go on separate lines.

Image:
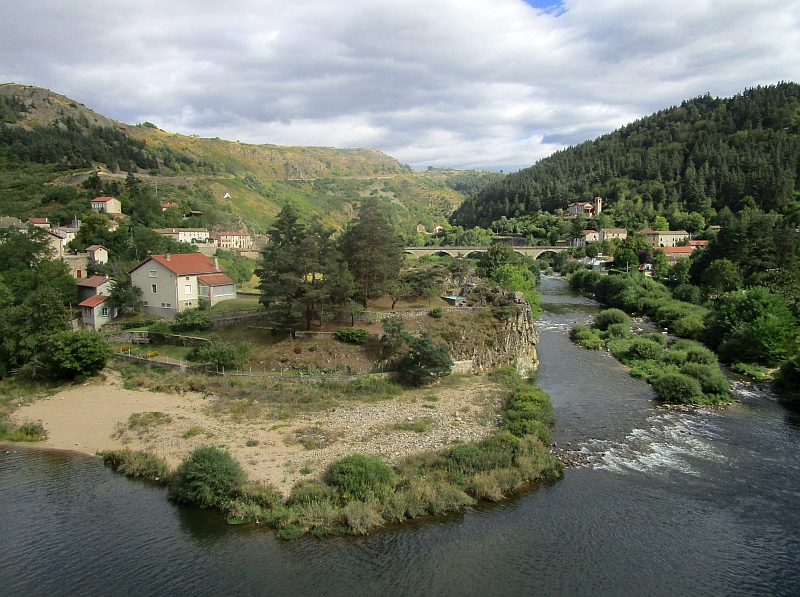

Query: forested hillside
left=0, top=84, right=463, bottom=234
left=452, top=83, right=800, bottom=229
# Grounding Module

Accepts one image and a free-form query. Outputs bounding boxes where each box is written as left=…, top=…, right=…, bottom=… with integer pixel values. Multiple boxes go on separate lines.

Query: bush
left=570, top=324, right=604, bottom=349
left=148, top=321, right=173, bottom=340
left=48, top=330, right=112, bottom=378
left=170, top=445, right=246, bottom=508
left=172, top=308, right=210, bottom=332
left=326, top=454, right=396, bottom=501
left=680, top=363, right=731, bottom=398
left=593, top=309, right=630, bottom=331
left=773, top=354, right=800, bottom=405
left=187, top=342, right=251, bottom=368
left=342, top=500, right=384, bottom=535
left=650, top=373, right=703, bottom=404
left=334, top=327, right=369, bottom=345
left=100, top=449, right=171, bottom=481
left=396, top=331, right=453, bottom=386
left=604, top=323, right=632, bottom=339
left=429, top=307, right=443, bottom=318
left=626, top=338, right=664, bottom=362
left=503, top=386, right=554, bottom=442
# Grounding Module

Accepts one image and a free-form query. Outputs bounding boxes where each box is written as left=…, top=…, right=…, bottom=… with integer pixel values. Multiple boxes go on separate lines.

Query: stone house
left=130, top=253, right=236, bottom=316
left=90, top=196, right=123, bottom=217
left=661, top=246, right=694, bottom=263
left=25, top=217, right=50, bottom=228
left=600, top=228, right=628, bottom=243
left=638, top=228, right=690, bottom=248
left=210, top=231, right=253, bottom=250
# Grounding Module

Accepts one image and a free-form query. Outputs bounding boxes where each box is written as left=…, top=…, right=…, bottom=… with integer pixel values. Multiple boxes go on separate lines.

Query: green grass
left=387, top=418, right=431, bottom=433
left=127, top=411, right=172, bottom=429
left=183, top=426, right=207, bottom=439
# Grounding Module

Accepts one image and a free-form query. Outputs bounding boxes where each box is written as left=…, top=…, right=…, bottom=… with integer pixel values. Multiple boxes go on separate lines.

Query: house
left=210, top=231, right=252, bottom=250
left=153, top=228, right=210, bottom=244
left=160, top=202, right=180, bottom=212
left=85, top=245, right=109, bottom=264
left=0, top=216, right=23, bottom=230
left=638, top=228, right=690, bottom=248
left=78, top=294, right=116, bottom=331
left=25, top=217, right=50, bottom=229
left=61, top=253, right=89, bottom=279
left=600, top=228, right=627, bottom=243
left=572, top=229, right=600, bottom=247
left=90, top=196, right=123, bottom=217
left=568, top=197, right=603, bottom=218
left=661, top=246, right=695, bottom=263
left=77, top=275, right=114, bottom=302
left=43, top=229, right=64, bottom=258
left=688, top=240, right=709, bottom=249
left=130, top=253, right=236, bottom=316
left=51, top=216, right=82, bottom=245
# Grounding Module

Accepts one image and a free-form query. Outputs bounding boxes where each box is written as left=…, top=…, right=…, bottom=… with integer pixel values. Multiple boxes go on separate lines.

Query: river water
left=2, top=276, right=799, bottom=596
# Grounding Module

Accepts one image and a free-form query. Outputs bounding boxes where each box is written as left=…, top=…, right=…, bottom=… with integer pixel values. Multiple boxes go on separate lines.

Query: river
left=2, top=276, right=799, bottom=596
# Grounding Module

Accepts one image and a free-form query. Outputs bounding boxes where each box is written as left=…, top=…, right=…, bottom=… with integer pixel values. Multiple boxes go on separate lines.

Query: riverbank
left=9, top=369, right=513, bottom=496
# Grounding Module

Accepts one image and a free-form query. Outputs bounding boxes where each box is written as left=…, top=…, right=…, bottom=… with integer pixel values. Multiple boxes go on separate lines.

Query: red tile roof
left=26, top=217, right=49, bottom=224
left=662, top=246, right=694, bottom=254
left=134, top=253, right=224, bottom=276
left=78, top=294, right=109, bottom=307
left=688, top=240, right=709, bottom=247
left=198, top=274, right=236, bottom=286
left=77, top=275, right=111, bottom=287
left=92, top=196, right=116, bottom=203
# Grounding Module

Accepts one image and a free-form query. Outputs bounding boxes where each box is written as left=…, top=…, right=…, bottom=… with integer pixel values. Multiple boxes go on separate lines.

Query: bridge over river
left=405, top=245, right=568, bottom=259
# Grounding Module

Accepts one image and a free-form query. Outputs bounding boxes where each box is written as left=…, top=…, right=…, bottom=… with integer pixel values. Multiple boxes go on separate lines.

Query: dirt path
left=11, top=372, right=504, bottom=496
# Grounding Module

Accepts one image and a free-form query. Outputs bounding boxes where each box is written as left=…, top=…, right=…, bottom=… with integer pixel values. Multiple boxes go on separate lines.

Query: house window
left=102, top=307, right=108, bottom=317
left=143, top=301, right=149, bottom=306
left=161, top=303, right=166, bottom=307
left=149, top=270, right=157, bottom=277
left=185, top=284, right=192, bottom=295
left=185, top=276, right=190, bottom=280
left=151, top=284, right=157, bottom=294
left=166, top=303, right=171, bottom=308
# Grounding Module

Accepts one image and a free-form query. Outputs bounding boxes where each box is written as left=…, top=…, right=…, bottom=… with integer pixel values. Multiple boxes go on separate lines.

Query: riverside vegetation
left=101, top=367, right=563, bottom=538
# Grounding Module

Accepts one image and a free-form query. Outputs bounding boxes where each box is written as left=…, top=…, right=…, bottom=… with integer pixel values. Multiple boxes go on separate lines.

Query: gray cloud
left=2, top=0, right=800, bottom=170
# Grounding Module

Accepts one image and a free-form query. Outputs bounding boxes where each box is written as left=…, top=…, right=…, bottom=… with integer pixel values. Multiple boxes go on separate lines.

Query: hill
left=0, top=83, right=464, bottom=234
left=451, top=82, right=800, bottom=230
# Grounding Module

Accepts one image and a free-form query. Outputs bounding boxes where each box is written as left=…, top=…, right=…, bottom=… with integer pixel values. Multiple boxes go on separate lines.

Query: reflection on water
left=0, top=276, right=798, bottom=597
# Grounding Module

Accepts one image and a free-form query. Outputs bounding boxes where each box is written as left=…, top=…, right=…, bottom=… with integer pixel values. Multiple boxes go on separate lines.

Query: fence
left=113, top=353, right=210, bottom=373
left=104, top=331, right=211, bottom=346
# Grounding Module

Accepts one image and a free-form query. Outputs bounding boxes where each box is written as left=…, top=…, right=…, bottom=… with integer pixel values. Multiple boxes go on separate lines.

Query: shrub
left=396, top=331, right=453, bottom=386
left=148, top=321, right=173, bottom=339
left=604, top=323, right=631, bottom=339
left=593, top=309, right=630, bottom=331
left=48, top=330, right=113, bottom=378
left=650, top=373, right=703, bottom=404
left=626, top=339, right=664, bottom=362
left=187, top=342, right=251, bottom=368
left=685, top=346, right=717, bottom=365
left=172, top=308, right=210, bottom=331
left=170, top=445, right=246, bottom=508
left=342, top=500, right=384, bottom=535
left=503, top=386, right=554, bottom=441
left=773, top=354, right=800, bottom=405
left=100, top=449, right=170, bottom=481
left=286, top=481, right=339, bottom=507
left=326, top=454, right=396, bottom=501
left=680, top=363, right=730, bottom=398
left=334, top=327, right=369, bottom=345
left=429, top=307, right=443, bottom=319
left=570, top=324, right=604, bottom=349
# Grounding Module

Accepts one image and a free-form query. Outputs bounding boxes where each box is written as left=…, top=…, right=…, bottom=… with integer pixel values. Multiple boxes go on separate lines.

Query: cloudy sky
left=2, top=0, right=799, bottom=171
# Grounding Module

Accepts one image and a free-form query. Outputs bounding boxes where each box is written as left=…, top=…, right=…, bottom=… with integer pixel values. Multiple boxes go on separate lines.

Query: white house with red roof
left=90, top=196, right=123, bottom=217
left=25, top=217, right=50, bottom=228
left=571, top=229, right=600, bottom=247
left=79, top=294, right=116, bottom=330
left=130, top=253, right=236, bottom=316
left=85, top=245, right=109, bottom=264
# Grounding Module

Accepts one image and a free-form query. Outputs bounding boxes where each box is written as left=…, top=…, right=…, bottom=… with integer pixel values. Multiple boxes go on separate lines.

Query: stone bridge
left=405, top=245, right=568, bottom=259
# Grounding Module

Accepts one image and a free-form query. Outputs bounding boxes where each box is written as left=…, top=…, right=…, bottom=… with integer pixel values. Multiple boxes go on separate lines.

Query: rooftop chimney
left=214, top=257, right=219, bottom=270
left=165, top=253, right=171, bottom=261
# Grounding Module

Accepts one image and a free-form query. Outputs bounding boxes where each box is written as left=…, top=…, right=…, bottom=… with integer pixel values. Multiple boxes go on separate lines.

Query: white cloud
left=2, top=0, right=799, bottom=170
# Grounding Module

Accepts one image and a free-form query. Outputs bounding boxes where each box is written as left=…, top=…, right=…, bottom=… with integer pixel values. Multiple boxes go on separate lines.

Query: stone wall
left=112, top=353, right=208, bottom=373
left=104, top=331, right=211, bottom=346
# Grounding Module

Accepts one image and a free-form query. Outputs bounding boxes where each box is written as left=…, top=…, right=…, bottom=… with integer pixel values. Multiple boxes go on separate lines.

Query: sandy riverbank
left=10, top=371, right=504, bottom=495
